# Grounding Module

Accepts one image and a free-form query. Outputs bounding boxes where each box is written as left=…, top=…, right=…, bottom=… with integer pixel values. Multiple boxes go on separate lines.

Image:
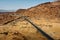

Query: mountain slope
left=16, top=1, right=60, bottom=19
left=0, top=1, right=60, bottom=40
left=28, top=1, right=60, bottom=19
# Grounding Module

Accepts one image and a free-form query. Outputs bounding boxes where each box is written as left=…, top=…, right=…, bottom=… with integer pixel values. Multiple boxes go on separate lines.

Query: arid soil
left=0, top=1, right=60, bottom=40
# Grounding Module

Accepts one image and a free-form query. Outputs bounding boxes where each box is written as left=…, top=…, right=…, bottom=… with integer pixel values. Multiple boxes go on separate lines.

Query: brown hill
left=0, top=12, right=19, bottom=25
left=0, top=1, right=60, bottom=40
left=16, top=1, right=60, bottom=19
left=0, top=1, right=60, bottom=25
left=16, top=9, right=26, bottom=13
left=0, top=1, right=60, bottom=24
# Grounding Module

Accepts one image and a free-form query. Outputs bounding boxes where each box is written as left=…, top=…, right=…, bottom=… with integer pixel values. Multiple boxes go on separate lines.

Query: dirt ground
left=0, top=17, right=60, bottom=40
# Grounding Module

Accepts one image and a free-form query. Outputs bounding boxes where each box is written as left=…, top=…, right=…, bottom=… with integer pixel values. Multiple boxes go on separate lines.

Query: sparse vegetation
left=0, top=1, right=60, bottom=40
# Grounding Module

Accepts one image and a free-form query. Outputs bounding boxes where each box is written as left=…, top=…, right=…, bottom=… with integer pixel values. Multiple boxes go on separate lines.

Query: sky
left=0, top=0, right=54, bottom=10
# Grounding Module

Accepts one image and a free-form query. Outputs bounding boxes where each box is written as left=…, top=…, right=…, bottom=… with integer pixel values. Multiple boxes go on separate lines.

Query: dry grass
left=0, top=18, right=47, bottom=40
left=0, top=1, right=60, bottom=40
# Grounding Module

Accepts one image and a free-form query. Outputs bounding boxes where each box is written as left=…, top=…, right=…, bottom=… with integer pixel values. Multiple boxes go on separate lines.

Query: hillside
left=0, top=1, right=60, bottom=25
left=0, top=12, right=20, bottom=25
left=0, top=1, right=60, bottom=40
left=16, top=1, right=60, bottom=19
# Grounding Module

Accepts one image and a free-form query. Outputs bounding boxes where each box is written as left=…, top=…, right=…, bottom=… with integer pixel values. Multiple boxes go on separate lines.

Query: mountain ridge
left=0, top=1, right=60, bottom=25
left=0, top=9, right=15, bottom=12
left=16, top=1, right=60, bottom=19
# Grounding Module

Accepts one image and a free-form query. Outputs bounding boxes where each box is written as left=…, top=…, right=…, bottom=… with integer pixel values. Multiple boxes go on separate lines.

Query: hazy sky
left=0, top=0, right=53, bottom=10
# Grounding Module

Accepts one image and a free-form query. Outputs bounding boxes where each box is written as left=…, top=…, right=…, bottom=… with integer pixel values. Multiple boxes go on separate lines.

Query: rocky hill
left=0, top=1, right=60, bottom=25
left=16, top=1, right=60, bottom=19
left=0, top=1, right=60, bottom=40
left=0, top=12, right=18, bottom=25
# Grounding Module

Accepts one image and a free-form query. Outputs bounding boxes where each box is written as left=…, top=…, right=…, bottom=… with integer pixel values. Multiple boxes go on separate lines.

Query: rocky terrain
left=0, top=1, right=60, bottom=40
left=16, top=1, right=60, bottom=21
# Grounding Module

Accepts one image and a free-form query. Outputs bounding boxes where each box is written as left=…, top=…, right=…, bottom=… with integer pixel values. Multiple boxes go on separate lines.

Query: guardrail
left=23, top=16, right=54, bottom=40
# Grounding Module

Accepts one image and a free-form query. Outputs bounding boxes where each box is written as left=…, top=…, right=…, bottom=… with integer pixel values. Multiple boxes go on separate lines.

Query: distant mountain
left=0, top=9, right=15, bottom=12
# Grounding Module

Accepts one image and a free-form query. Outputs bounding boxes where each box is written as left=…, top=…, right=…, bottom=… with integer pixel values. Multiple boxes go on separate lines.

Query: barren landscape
left=0, top=1, right=60, bottom=40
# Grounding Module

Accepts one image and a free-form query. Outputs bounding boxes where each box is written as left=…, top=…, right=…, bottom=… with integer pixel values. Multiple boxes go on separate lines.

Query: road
left=3, top=16, right=54, bottom=40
